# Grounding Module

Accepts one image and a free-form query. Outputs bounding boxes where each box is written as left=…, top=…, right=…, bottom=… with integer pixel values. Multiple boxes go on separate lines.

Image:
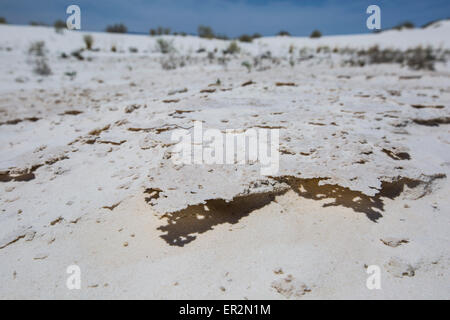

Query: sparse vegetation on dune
left=392, top=21, right=415, bottom=30
left=277, top=30, right=291, bottom=36
left=0, top=17, right=7, bottom=24
left=106, top=23, right=128, bottom=33
left=238, top=34, right=253, bottom=43
left=28, top=41, right=51, bottom=76
left=150, top=27, right=171, bottom=36
left=341, top=45, right=446, bottom=70
left=198, top=25, right=215, bottom=39
left=7, top=19, right=449, bottom=75
left=29, top=21, right=48, bottom=27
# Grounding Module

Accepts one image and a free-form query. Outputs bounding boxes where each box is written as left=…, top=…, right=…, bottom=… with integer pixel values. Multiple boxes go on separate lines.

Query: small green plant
left=156, top=38, right=175, bottom=54
left=241, top=61, right=252, bottom=73
left=83, top=35, right=94, bottom=50
left=224, top=41, right=240, bottom=55
left=64, top=71, right=77, bottom=80
left=310, top=30, right=322, bottom=38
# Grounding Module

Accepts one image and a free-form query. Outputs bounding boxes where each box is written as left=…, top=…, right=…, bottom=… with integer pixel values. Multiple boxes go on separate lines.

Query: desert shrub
left=347, top=45, right=437, bottom=70
left=161, top=57, right=177, bottom=70
left=150, top=27, right=173, bottom=36
left=160, top=55, right=185, bottom=70
left=392, top=21, right=414, bottom=30
left=106, top=23, right=127, bottom=33
left=277, top=30, right=291, bottom=36
left=156, top=38, right=175, bottom=54
left=28, top=41, right=51, bottom=76
left=198, top=25, right=215, bottom=39
left=310, top=30, right=322, bottom=38
left=0, top=17, right=7, bottom=24
left=238, top=34, right=253, bottom=43
left=366, top=46, right=404, bottom=64
left=224, top=41, right=240, bottom=55
left=252, top=33, right=262, bottom=39
left=129, top=47, right=138, bottom=53
left=405, top=46, right=436, bottom=70
left=33, top=59, right=52, bottom=75
left=28, top=41, right=46, bottom=56
left=83, top=35, right=94, bottom=50
left=111, top=45, right=117, bottom=52
left=54, top=20, right=66, bottom=33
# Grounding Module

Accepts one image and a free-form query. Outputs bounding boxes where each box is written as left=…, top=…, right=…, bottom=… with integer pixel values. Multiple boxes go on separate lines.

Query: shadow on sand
left=153, top=177, right=426, bottom=247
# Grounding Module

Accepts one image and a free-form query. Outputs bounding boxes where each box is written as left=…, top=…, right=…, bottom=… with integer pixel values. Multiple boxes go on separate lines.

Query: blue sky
left=1, top=0, right=449, bottom=36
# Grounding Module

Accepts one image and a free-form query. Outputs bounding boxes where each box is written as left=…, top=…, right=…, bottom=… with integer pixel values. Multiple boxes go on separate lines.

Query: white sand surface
left=0, top=23, right=449, bottom=299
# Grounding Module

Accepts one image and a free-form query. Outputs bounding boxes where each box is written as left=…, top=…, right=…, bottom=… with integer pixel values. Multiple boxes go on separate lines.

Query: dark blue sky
left=1, top=0, right=449, bottom=36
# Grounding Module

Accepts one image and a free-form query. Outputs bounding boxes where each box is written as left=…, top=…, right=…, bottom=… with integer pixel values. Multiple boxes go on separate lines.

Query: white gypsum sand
left=0, top=22, right=449, bottom=299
